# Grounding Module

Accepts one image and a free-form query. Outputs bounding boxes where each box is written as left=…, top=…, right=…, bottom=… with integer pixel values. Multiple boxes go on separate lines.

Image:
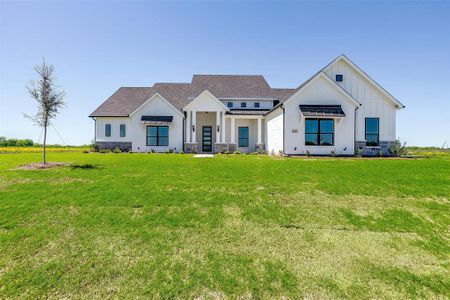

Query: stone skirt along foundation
left=355, top=141, right=395, bottom=156
left=96, top=142, right=132, bottom=152
left=184, top=142, right=198, bottom=153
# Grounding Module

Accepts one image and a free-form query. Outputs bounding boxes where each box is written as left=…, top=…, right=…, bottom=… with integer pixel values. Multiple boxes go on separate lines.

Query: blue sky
left=1, top=1, right=449, bottom=146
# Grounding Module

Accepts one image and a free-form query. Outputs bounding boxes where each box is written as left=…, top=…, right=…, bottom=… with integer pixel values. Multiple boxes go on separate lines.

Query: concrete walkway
left=193, top=154, right=214, bottom=158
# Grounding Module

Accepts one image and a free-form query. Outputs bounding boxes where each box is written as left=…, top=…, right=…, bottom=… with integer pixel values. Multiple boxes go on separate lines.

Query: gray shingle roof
left=191, top=75, right=274, bottom=99
left=271, top=88, right=296, bottom=103
left=90, top=75, right=292, bottom=117
left=89, top=87, right=154, bottom=117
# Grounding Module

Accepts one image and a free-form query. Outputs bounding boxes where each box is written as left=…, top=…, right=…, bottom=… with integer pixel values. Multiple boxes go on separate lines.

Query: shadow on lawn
left=70, top=163, right=99, bottom=170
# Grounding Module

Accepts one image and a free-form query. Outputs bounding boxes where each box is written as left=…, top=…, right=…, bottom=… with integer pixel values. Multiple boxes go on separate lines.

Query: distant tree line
left=0, top=137, right=34, bottom=147
left=0, top=137, right=90, bottom=148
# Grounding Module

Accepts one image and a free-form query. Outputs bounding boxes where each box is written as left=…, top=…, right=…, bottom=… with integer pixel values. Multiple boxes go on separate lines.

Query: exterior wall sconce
left=217, top=125, right=220, bottom=132
left=192, top=125, right=195, bottom=132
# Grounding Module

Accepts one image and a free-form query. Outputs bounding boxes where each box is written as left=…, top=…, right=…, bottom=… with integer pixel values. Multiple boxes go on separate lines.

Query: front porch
left=182, top=90, right=264, bottom=154
left=184, top=111, right=265, bottom=154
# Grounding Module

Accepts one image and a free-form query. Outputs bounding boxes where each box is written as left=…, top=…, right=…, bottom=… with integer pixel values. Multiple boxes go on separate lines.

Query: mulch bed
left=14, top=162, right=68, bottom=170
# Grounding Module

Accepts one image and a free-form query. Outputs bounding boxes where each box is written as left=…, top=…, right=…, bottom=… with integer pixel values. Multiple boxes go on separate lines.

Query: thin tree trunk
left=43, top=124, right=47, bottom=164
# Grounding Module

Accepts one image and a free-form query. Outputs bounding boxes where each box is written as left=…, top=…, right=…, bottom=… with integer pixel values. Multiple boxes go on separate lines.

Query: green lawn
left=0, top=153, right=449, bottom=299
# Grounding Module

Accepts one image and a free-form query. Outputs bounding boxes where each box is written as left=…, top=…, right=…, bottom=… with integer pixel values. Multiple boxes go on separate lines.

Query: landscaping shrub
left=82, top=149, right=89, bottom=154
left=388, top=139, right=408, bottom=157
left=234, top=150, right=242, bottom=155
left=306, top=150, right=311, bottom=157
left=113, top=147, right=122, bottom=153
left=354, top=147, right=362, bottom=157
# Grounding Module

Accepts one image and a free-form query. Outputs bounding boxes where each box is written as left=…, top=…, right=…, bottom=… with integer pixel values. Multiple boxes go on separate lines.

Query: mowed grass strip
left=0, top=153, right=449, bottom=298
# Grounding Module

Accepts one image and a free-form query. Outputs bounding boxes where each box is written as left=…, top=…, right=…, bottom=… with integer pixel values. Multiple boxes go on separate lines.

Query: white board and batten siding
left=265, top=107, right=284, bottom=155
left=323, top=59, right=398, bottom=142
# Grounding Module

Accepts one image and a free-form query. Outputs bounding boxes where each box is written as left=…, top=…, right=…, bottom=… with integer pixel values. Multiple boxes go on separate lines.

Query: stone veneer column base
left=214, top=143, right=228, bottom=153
left=228, top=143, right=236, bottom=153
left=355, top=141, right=395, bottom=156
left=96, top=142, right=132, bottom=152
left=184, top=142, right=198, bottom=153
left=255, top=143, right=266, bottom=154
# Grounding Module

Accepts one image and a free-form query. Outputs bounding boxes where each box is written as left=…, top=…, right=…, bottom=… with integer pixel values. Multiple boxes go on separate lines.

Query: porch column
left=230, top=117, right=236, bottom=144
left=185, top=110, right=191, bottom=143
left=221, top=111, right=226, bottom=143
left=192, top=110, right=196, bottom=143
left=216, top=111, right=220, bottom=143
left=257, top=117, right=262, bottom=144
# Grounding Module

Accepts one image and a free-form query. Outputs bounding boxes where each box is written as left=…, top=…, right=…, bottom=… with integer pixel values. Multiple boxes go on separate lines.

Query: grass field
left=0, top=152, right=449, bottom=298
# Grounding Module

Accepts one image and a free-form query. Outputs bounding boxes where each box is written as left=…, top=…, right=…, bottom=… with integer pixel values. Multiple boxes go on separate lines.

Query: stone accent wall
left=355, top=141, right=395, bottom=156
left=214, top=143, right=228, bottom=153
left=96, top=141, right=132, bottom=152
left=184, top=142, right=198, bottom=153
left=255, top=143, right=266, bottom=154
left=228, top=143, right=236, bottom=153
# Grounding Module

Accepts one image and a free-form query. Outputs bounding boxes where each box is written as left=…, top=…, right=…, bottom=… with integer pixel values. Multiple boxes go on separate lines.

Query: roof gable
left=183, top=90, right=229, bottom=111
left=283, top=72, right=360, bottom=107
left=325, top=54, right=404, bottom=108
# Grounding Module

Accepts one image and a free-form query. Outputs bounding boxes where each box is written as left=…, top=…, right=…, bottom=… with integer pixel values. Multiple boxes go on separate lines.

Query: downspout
left=281, top=105, right=286, bottom=156
left=354, top=105, right=360, bottom=153
left=182, top=111, right=186, bottom=153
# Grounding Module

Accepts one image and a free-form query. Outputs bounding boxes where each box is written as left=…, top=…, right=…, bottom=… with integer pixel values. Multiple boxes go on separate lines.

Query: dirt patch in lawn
left=13, top=162, right=68, bottom=170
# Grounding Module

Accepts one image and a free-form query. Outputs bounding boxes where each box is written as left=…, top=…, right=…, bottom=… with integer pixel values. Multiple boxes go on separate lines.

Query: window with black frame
left=238, top=127, right=249, bottom=147
left=120, top=124, right=126, bottom=137
left=305, top=119, right=334, bottom=146
left=105, top=124, right=111, bottom=137
left=365, top=118, right=379, bottom=146
left=147, top=126, right=169, bottom=146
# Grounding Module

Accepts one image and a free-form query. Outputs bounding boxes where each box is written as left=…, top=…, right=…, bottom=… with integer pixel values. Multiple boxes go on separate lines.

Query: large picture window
left=305, top=119, right=334, bottom=146
left=105, top=124, right=111, bottom=137
left=365, top=118, right=379, bottom=146
left=147, top=126, right=169, bottom=146
left=238, top=127, right=249, bottom=147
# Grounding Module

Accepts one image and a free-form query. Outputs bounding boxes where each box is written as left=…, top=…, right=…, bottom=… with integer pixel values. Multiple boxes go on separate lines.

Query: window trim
left=238, top=126, right=249, bottom=147
left=105, top=124, right=111, bottom=137
left=146, top=125, right=169, bottom=146
left=365, top=117, right=379, bottom=147
left=227, top=101, right=233, bottom=108
left=120, top=124, right=126, bottom=137
left=304, top=118, right=334, bottom=146
left=240, top=102, right=247, bottom=108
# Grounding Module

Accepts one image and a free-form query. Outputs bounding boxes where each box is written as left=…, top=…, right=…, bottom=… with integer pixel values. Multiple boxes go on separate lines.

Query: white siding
left=95, top=117, right=131, bottom=142
left=283, top=75, right=356, bottom=156
left=220, top=100, right=273, bottom=110
left=265, top=108, right=284, bottom=155
left=324, top=59, right=397, bottom=141
left=129, top=94, right=183, bottom=152
left=94, top=95, right=183, bottom=152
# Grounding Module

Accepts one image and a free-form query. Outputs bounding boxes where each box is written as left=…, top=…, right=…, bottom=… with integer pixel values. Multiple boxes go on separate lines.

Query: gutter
left=282, top=105, right=286, bottom=155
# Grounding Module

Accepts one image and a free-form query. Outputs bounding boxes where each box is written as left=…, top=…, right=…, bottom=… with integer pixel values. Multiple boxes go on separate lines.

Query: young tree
left=25, top=59, right=65, bottom=164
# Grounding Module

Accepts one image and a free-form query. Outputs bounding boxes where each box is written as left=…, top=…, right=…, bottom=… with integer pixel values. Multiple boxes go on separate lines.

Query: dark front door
left=202, top=126, right=212, bottom=152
